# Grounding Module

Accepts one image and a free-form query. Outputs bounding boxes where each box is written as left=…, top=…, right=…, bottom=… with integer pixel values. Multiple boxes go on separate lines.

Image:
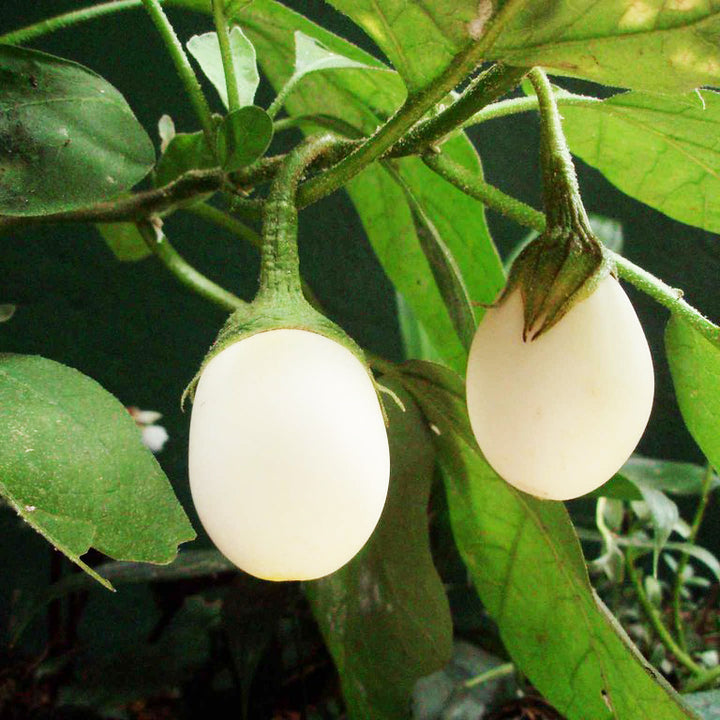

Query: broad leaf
left=491, top=2, right=720, bottom=93
left=0, top=355, right=195, bottom=588
left=321, top=0, right=481, bottom=92
left=562, top=91, right=720, bottom=234
left=154, top=130, right=216, bottom=188
left=170, top=0, right=504, bottom=373
left=187, top=26, right=260, bottom=108
left=96, top=222, right=151, bottom=262
left=0, top=44, right=154, bottom=216
left=666, top=316, right=720, bottom=471
left=396, top=360, right=699, bottom=720
left=306, top=380, right=452, bottom=719
left=216, top=106, right=273, bottom=172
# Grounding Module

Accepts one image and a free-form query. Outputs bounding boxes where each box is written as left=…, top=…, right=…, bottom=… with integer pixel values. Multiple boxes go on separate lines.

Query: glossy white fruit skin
left=466, top=276, right=654, bottom=500
left=189, top=328, right=390, bottom=581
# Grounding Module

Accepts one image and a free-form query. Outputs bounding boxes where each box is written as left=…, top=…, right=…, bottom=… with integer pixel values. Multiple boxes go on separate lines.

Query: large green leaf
left=0, top=44, right=154, bottom=216
left=491, top=2, right=720, bottom=93
left=396, top=360, right=699, bottom=720
left=171, top=0, right=504, bottom=372
left=0, top=355, right=196, bottom=588
left=666, top=315, right=720, bottom=471
left=562, top=90, right=720, bottom=234
left=306, top=380, right=452, bottom=720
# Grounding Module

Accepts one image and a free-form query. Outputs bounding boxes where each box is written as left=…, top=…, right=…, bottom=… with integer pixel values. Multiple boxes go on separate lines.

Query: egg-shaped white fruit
left=466, top=276, right=654, bottom=500
left=189, top=328, right=390, bottom=581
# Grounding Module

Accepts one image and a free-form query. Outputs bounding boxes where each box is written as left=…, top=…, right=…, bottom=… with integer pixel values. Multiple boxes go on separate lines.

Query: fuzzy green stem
left=137, top=220, right=245, bottom=311
left=464, top=662, right=515, bottom=689
left=0, top=1, right=157, bottom=45
left=274, top=114, right=364, bottom=139
left=626, top=552, right=703, bottom=677
left=295, top=0, right=527, bottom=210
left=140, top=0, right=215, bottom=145
left=683, top=664, right=720, bottom=693
left=258, top=135, right=341, bottom=300
left=390, top=64, right=528, bottom=157
left=211, top=0, right=241, bottom=113
left=672, top=463, right=716, bottom=649
left=423, top=151, right=720, bottom=348
left=266, top=74, right=302, bottom=120
left=462, top=91, right=602, bottom=128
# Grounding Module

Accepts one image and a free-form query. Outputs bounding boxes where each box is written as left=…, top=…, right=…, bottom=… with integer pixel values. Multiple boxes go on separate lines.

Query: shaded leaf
left=396, top=292, right=445, bottom=364
left=396, top=360, right=699, bottom=720
left=666, top=315, right=720, bottom=471
left=306, top=380, right=452, bottom=719
left=187, top=26, right=260, bottom=108
left=622, top=456, right=719, bottom=497
left=562, top=91, right=720, bottom=233
left=0, top=44, right=154, bottom=216
left=216, top=105, right=273, bottom=172
left=0, top=355, right=196, bottom=588
left=293, top=29, right=371, bottom=78
left=155, top=130, right=216, bottom=188
left=96, top=222, right=151, bottom=262
left=491, top=3, right=720, bottom=93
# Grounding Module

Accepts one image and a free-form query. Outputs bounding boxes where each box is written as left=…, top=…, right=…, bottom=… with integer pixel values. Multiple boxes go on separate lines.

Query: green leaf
left=686, top=690, right=720, bottom=720
left=293, top=30, right=372, bottom=78
left=169, top=0, right=505, bottom=373
left=154, top=130, right=216, bottom=188
left=666, top=315, right=720, bottom=471
left=622, top=456, right=719, bottom=497
left=96, top=222, right=151, bottom=262
left=321, top=0, right=481, bottom=92
left=216, top=105, right=273, bottom=172
left=186, top=26, right=260, bottom=108
left=0, top=44, right=154, bottom=216
left=631, top=480, right=680, bottom=577
left=562, top=90, right=720, bottom=233
left=396, top=360, right=700, bottom=720
left=0, top=355, right=196, bottom=588
left=491, top=3, right=720, bottom=93
left=306, top=380, right=452, bottom=720
left=396, top=292, right=445, bottom=364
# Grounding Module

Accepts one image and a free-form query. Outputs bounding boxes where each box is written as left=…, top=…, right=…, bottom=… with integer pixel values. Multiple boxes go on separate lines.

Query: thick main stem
left=257, top=135, right=341, bottom=301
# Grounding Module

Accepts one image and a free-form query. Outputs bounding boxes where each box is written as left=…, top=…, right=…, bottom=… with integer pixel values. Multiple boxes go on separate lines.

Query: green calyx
left=498, top=67, right=615, bottom=341
left=183, top=134, right=372, bottom=405
left=501, top=214, right=615, bottom=341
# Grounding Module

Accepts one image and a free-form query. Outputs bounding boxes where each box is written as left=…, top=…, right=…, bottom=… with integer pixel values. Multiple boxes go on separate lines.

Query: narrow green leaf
left=307, top=380, right=452, bottom=719
left=96, top=222, right=151, bottom=262
left=631, top=481, right=680, bottom=577
left=0, top=355, right=196, bottom=588
left=216, top=105, right=273, bottom=172
left=293, top=30, right=371, bottom=78
left=396, top=292, right=445, bottom=364
left=492, top=3, right=720, bottom=93
left=0, top=44, right=154, bottom=216
left=562, top=90, right=720, bottom=233
left=396, top=360, right=700, bottom=720
left=666, top=315, right=720, bottom=471
left=186, top=26, right=260, bottom=108
left=154, top=130, right=216, bottom=188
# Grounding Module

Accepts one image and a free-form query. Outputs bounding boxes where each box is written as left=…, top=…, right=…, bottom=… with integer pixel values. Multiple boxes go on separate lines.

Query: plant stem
left=683, top=663, right=720, bottom=693
left=389, top=64, right=528, bottom=157
left=211, top=0, right=240, bottom=113
left=266, top=74, right=301, bottom=120
left=462, top=92, right=602, bottom=128
left=626, top=552, right=703, bottom=677
left=423, top=151, right=720, bottom=348
left=464, top=662, right=515, bottom=689
left=140, top=0, right=215, bottom=145
left=258, top=135, right=342, bottom=300
left=296, top=0, right=527, bottom=210
left=187, top=202, right=261, bottom=249
left=0, top=0, right=157, bottom=45
left=274, top=114, right=364, bottom=139
left=671, top=463, right=716, bottom=649
left=137, top=219, right=245, bottom=311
